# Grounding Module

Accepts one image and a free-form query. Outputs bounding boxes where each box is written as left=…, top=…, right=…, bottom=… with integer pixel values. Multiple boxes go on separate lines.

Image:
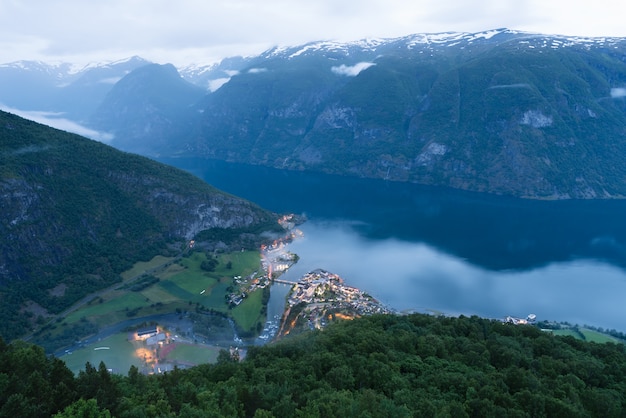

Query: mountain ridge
left=4, top=28, right=626, bottom=199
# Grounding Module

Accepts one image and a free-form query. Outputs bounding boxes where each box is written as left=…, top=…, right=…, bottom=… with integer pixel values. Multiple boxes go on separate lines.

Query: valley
left=5, top=4, right=626, bottom=414
left=48, top=156, right=626, bottom=376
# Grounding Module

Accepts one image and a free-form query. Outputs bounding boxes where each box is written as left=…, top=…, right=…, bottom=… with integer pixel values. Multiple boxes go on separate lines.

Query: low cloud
left=98, top=76, right=122, bottom=84
left=611, top=87, right=626, bottom=98
left=331, top=62, right=375, bottom=76
left=0, top=105, right=114, bottom=143
left=248, top=68, right=267, bottom=74
left=208, top=77, right=230, bottom=92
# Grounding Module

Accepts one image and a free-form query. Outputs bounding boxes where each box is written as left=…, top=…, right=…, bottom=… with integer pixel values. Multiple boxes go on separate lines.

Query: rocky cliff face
left=105, top=169, right=269, bottom=240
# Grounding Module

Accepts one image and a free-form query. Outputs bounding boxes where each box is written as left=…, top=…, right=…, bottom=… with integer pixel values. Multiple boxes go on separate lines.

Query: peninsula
left=277, top=269, right=393, bottom=338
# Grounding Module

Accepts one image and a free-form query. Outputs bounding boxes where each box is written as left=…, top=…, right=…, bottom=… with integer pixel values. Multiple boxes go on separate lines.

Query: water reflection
left=160, top=157, right=626, bottom=272
left=279, top=221, right=626, bottom=331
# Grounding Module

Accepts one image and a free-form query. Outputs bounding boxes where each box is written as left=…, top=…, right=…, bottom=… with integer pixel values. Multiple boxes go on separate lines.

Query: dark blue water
left=159, top=157, right=626, bottom=331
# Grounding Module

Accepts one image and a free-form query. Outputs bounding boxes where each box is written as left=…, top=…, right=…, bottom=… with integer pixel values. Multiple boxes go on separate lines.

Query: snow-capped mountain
left=0, top=56, right=151, bottom=121
left=5, top=29, right=626, bottom=199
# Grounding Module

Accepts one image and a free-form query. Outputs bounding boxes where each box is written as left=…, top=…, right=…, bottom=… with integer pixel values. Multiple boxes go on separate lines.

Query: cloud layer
left=1, top=1, right=625, bottom=66
left=0, top=105, right=113, bottom=143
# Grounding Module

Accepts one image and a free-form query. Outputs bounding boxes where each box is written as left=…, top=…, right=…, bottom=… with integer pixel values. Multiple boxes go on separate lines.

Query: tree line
left=1, top=313, right=626, bottom=417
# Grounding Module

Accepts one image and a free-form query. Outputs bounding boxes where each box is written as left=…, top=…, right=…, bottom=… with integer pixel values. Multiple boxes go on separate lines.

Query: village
left=277, top=269, right=393, bottom=337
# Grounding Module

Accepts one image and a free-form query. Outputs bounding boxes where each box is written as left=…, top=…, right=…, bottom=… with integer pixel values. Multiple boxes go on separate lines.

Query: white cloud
left=248, top=68, right=268, bottom=74
left=0, top=105, right=114, bottom=143
left=208, top=78, right=231, bottom=92
left=611, top=88, right=626, bottom=98
left=98, top=77, right=123, bottom=85
left=331, top=62, right=375, bottom=76
left=0, top=1, right=625, bottom=66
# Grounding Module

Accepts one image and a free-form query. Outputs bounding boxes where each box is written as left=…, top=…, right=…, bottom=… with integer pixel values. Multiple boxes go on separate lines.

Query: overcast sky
left=1, top=0, right=625, bottom=66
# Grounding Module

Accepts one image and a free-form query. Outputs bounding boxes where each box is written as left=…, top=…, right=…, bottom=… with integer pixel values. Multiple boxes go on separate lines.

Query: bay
left=159, top=157, right=626, bottom=332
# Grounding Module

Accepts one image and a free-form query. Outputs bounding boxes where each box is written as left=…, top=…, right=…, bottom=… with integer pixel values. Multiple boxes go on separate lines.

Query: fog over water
left=160, top=157, right=626, bottom=332
left=277, top=220, right=626, bottom=330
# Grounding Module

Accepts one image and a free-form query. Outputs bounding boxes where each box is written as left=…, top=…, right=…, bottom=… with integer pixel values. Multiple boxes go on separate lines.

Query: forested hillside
left=95, top=30, right=626, bottom=199
left=0, top=110, right=277, bottom=340
left=1, top=314, right=625, bottom=417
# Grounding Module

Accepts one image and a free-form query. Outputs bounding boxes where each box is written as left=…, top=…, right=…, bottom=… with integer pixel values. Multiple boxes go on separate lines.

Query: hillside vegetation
left=94, top=30, right=626, bottom=199
left=1, top=313, right=626, bottom=416
left=0, top=110, right=278, bottom=340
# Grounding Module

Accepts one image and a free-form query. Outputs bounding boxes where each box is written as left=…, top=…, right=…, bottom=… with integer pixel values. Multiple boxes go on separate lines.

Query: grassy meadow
left=48, top=250, right=266, bottom=347
left=61, top=333, right=143, bottom=375
left=547, top=327, right=619, bottom=343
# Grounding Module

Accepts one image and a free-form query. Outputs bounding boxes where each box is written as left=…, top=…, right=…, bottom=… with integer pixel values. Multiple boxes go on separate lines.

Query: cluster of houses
left=282, top=269, right=393, bottom=333
left=226, top=273, right=271, bottom=307
left=504, top=313, right=537, bottom=325
left=225, top=217, right=302, bottom=309
left=132, top=326, right=177, bottom=374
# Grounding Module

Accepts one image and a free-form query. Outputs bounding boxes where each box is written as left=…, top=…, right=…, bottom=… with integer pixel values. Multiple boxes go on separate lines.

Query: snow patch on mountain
left=611, top=88, right=626, bottom=98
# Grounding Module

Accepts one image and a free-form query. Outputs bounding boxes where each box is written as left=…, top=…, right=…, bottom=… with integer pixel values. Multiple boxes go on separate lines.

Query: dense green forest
left=2, top=313, right=625, bottom=417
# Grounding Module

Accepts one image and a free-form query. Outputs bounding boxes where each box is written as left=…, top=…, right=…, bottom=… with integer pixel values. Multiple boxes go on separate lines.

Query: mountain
left=0, top=56, right=151, bottom=121
left=168, top=29, right=626, bottom=199
left=91, top=29, right=626, bottom=199
left=0, top=110, right=278, bottom=340
left=88, top=63, right=206, bottom=155
left=6, top=29, right=626, bottom=198
left=178, top=55, right=255, bottom=91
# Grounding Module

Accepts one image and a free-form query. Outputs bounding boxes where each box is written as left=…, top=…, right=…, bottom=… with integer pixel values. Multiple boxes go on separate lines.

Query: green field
left=231, top=288, right=265, bottom=333
left=65, top=292, right=150, bottom=324
left=54, top=249, right=267, bottom=349
left=121, top=255, right=175, bottom=280
left=547, top=328, right=619, bottom=343
left=579, top=328, right=619, bottom=343
left=165, top=343, right=221, bottom=365
left=61, top=333, right=142, bottom=375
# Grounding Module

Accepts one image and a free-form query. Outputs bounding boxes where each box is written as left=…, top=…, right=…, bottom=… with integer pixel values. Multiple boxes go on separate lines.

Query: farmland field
left=61, top=333, right=142, bottom=375
left=49, top=249, right=268, bottom=358
left=231, top=288, right=265, bottom=333
left=121, top=255, right=175, bottom=280
left=547, top=327, right=620, bottom=343
left=165, top=343, right=221, bottom=365
left=579, top=328, right=619, bottom=343
left=64, top=292, right=150, bottom=324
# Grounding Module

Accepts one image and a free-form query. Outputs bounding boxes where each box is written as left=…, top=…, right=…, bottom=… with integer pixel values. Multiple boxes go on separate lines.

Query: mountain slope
left=169, top=30, right=626, bottom=199
left=111, top=29, right=620, bottom=199
left=0, top=56, right=150, bottom=121
left=0, top=110, right=277, bottom=340
left=89, top=63, right=206, bottom=154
